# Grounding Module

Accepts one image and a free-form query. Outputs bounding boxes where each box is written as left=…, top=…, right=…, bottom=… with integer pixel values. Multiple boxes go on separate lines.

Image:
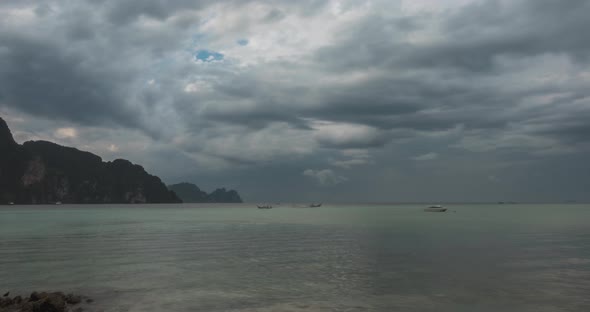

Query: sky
left=1, top=0, right=589, bottom=203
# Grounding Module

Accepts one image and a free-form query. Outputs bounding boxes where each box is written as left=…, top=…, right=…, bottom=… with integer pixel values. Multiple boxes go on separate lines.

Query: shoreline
left=0, top=292, right=91, bottom=312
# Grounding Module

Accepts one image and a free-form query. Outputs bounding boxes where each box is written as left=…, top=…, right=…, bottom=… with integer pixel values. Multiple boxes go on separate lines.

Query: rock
left=168, top=182, right=208, bottom=202
left=20, top=301, right=36, bottom=312
left=0, top=291, right=88, bottom=312
left=65, top=294, right=81, bottom=305
left=0, top=297, right=11, bottom=307
left=168, top=182, right=244, bottom=203
left=30, top=291, right=43, bottom=301
left=38, top=293, right=66, bottom=312
left=3, top=291, right=9, bottom=297
left=21, top=157, right=46, bottom=187
left=85, top=298, right=93, bottom=304
left=207, top=188, right=243, bottom=203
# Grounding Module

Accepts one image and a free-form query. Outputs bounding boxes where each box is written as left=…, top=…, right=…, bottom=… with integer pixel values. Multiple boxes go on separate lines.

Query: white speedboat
left=424, top=205, right=447, bottom=212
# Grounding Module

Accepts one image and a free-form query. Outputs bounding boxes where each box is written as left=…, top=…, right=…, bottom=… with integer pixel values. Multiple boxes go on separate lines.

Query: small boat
left=308, top=203, right=322, bottom=208
left=424, top=205, right=447, bottom=212
left=8, top=202, right=14, bottom=205
left=55, top=201, right=62, bottom=205
left=257, top=205, right=272, bottom=209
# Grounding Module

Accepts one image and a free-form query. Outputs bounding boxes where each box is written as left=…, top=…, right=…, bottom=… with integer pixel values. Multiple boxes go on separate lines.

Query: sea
left=1, top=203, right=589, bottom=311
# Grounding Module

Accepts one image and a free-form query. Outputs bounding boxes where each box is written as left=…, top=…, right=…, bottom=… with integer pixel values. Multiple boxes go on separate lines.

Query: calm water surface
left=1, top=204, right=589, bottom=311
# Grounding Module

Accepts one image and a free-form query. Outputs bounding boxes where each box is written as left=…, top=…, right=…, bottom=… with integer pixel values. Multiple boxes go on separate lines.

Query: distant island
left=168, top=182, right=243, bottom=203
left=0, top=117, right=180, bottom=204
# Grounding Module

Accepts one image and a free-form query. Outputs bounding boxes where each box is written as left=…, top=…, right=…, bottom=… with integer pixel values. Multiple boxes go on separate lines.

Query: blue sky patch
left=195, top=50, right=224, bottom=62
left=237, top=39, right=249, bottom=46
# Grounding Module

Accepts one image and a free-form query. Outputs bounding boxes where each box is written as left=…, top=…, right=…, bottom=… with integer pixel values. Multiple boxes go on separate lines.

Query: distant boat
left=55, top=201, right=62, bottom=205
left=8, top=202, right=14, bottom=205
left=308, top=203, right=322, bottom=208
left=424, top=205, right=447, bottom=212
left=257, top=205, right=272, bottom=209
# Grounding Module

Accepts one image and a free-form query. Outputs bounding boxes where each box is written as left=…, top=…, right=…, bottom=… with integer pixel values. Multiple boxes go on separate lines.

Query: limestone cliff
left=168, top=182, right=243, bottom=203
left=0, top=117, right=181, bottom=204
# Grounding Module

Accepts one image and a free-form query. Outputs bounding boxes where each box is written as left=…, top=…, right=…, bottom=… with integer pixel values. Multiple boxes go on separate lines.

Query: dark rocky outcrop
left=167, top=182, right=208, bottom=203
left=0, top=292, right=87, bottom=312
left=0, top=117, right=181, bottom=204
left=0, top=118, right=28, bottom=204
left=168, top=182, right=243, bottom=203
left=207, top=187, right=243, bottom=203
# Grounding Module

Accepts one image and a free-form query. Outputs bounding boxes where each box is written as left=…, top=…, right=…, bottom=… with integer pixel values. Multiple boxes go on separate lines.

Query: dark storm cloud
left=315, top=1, right=590, bottom=73
left=200, top=106, right=309, bottom=130
left=1, top=0, right=589, bottom=202
left=3, top=0, right=588, bottom=144
left=405, top=3, right=590, bottom=73
left=520, top=97, right=590, bottom=144
left=100, top=0, right=213, bottom=25
left=305, top=0, right=590, bottom=149
left=0, top=33, right=143, bottom=131
left=302, top=76, right=516, bottom=132
left=201, top=68, right=515, bottom=141
left=316, top=132, right=390, bottom=149
left=101, top=0, right=330, bottom=25
left=538, top=121, right=590, bottom=144
left=262, top=8, right=285, bottom=23
left=313, top=14, right=406, bottom=72
left=438, top=0, right=590, bottom=67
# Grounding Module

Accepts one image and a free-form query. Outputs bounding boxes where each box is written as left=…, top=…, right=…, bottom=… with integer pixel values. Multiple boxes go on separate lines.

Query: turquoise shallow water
left=1, top=204, right=589, bottom=311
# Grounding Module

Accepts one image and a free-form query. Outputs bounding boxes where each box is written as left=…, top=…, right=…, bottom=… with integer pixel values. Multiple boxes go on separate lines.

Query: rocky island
left=0, top=117, right=180, bottom=204
left=168, top=182, right=243, bottom=203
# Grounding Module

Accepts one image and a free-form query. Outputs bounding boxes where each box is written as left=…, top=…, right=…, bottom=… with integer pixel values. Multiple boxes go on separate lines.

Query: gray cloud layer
left=1, top=0, right=589, bottom=202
